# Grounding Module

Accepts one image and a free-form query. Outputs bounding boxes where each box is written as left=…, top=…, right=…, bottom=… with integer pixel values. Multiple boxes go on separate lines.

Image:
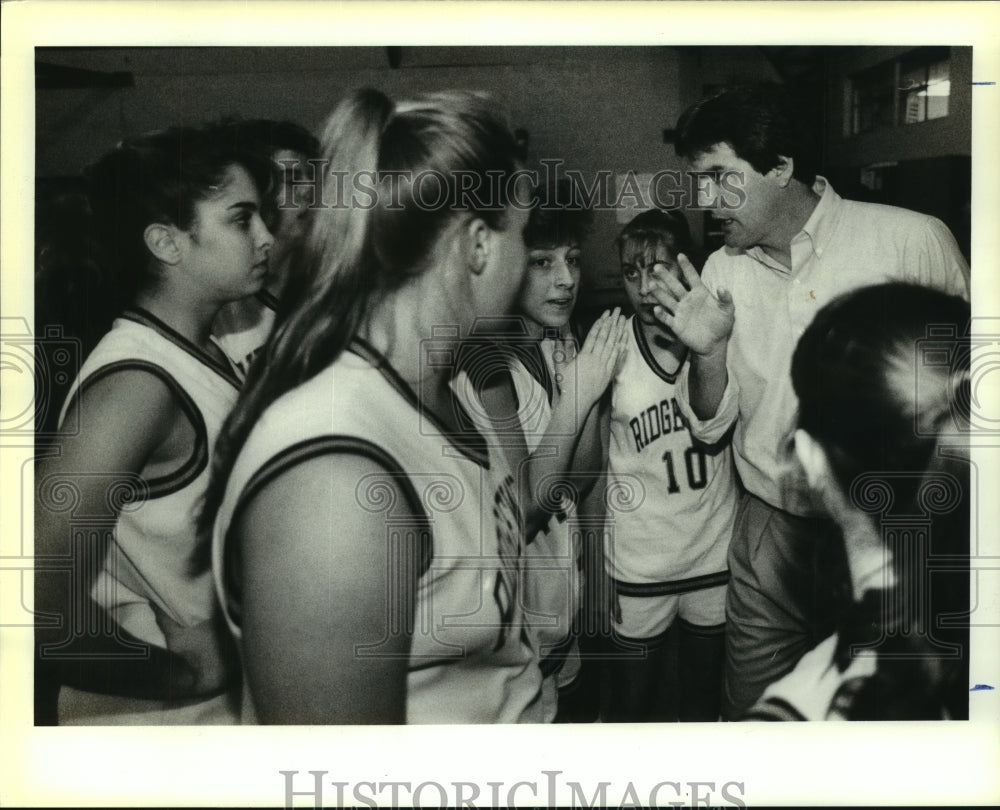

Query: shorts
left=612, top=572, right=729, bottom=639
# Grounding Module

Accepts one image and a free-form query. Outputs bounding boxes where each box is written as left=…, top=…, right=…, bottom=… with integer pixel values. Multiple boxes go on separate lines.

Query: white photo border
left=2, top=2, right=999, bottom=807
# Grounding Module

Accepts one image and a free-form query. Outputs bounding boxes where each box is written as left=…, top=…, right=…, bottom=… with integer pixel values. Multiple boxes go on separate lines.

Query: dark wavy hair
left=84, top=125, right=274, bottom=326
left=217, top=118, right=320, bottom=162
left=675, top=83, right=819, bottom=186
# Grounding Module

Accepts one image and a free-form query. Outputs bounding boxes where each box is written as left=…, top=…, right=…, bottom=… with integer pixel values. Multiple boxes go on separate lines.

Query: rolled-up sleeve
left=675, top=359, right=739, bottom=444
left=674, top=255, right=741, bottom=443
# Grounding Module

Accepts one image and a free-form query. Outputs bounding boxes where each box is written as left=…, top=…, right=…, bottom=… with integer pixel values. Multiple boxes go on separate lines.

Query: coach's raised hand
left=649, top=254, right=734, bottom=357
left=649, top=254, right=733, bottom=420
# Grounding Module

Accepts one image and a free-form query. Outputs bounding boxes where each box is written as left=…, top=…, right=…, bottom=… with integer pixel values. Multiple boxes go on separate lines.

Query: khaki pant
left=722, top=491, right=845, bottom=719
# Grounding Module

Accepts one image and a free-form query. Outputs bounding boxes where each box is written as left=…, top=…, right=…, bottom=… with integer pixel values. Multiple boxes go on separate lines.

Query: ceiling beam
left=36, top=62, right=134, bottom=90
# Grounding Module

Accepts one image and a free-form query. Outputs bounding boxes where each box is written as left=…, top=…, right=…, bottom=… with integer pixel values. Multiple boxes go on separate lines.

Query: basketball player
left=212, top=119, right=319, bottom=379
left=202, top=89, right=546, bottom=723
left=508, top=183, right=626, bottom=720
left=600, top=209, right=737, bottom=722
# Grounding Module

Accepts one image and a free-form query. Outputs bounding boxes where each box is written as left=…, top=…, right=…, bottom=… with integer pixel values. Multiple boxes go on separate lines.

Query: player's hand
left=153, top=606, right=233, bottom=697
left=553, top=308, right=628, bottom=408
left=648, top=254, right=734, bottom=356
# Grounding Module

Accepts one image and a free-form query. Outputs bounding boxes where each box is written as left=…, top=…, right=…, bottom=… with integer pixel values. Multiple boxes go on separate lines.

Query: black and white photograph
left=2, top=1, right=999, bottom=807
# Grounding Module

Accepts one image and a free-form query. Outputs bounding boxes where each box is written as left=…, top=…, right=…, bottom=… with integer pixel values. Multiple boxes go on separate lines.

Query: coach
left=650, top=84, right=970, bottom=718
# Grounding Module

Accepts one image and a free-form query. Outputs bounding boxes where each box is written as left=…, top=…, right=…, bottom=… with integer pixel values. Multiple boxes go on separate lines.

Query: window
left=849, top=47, right=951, bottom=135
left=899, top=48, right=950, bottom=125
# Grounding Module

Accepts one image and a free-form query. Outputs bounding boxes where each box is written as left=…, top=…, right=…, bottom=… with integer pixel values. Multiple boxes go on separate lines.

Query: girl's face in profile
left=175, top=163, right=274, bottom=303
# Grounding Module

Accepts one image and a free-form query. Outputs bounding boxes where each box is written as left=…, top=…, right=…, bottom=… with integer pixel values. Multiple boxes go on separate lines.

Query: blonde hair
left=196, top=88, right=522, bottom=566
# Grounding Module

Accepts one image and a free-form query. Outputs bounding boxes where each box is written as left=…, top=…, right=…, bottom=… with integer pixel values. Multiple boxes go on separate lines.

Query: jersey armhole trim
left=508, top=341, right=556, bottom=406
left=222, top=436, right=434, bottom=630
left=64, top=360, right=208, bottom=500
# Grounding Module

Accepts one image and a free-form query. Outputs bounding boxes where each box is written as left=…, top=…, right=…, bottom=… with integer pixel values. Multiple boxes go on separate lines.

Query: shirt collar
left=745, top=175, right=842, bottom=270
left=797, top=175, right=842, bottom=258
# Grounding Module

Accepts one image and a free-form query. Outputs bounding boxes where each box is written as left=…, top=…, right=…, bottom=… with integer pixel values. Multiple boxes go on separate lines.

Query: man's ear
left=466, top=217, right=489, bottom=276
left=794, top=428, right=829, bottom=490
left=143, top=223, right=182, bottom=266
left=771, top=154, right=795, bottom=188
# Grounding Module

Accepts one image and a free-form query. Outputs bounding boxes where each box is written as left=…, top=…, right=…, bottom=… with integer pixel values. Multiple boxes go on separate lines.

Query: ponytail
left=196, top=88, right=522, bottom=570
left=195, top=89, right=394, bottom=568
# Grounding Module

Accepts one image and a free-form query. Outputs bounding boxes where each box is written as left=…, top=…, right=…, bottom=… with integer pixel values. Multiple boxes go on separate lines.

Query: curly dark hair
left=675, top=83, right=820, bottom=186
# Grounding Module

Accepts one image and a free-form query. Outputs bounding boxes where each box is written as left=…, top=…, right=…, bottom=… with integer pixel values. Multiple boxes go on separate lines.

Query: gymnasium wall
left=34, top=46, right=781, bottom=315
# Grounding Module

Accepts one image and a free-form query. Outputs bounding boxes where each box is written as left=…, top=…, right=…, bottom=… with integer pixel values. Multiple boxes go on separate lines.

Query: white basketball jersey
left=57, top=309, right=242, bottom=646
left=507, top=342, right=584, bottom=715
left=212, top=289, right=278, bottom=381
left=213, top=338, right=544, bottom=724
left=605, top=317, right=736, bottom=588
left=54, top=309, right=242, bottom=724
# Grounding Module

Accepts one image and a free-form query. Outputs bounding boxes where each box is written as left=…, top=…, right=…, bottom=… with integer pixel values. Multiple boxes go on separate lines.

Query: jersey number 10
left=662, top=446, right=708, bottom=493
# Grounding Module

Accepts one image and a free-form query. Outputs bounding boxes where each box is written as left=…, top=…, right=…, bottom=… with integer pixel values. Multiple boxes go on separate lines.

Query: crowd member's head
left=200, top=88, right=527, bottom=553
left=790, top=281, right=970, bottom=718
left=617, top=208, right=695, bottom=332
left=84, top=126, right=275, bottom=332
left=674, top=83, right=819, bottom=255
left=517, top=179, right=594, bottom=338
left=791, top=282, right=969, bottom=518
